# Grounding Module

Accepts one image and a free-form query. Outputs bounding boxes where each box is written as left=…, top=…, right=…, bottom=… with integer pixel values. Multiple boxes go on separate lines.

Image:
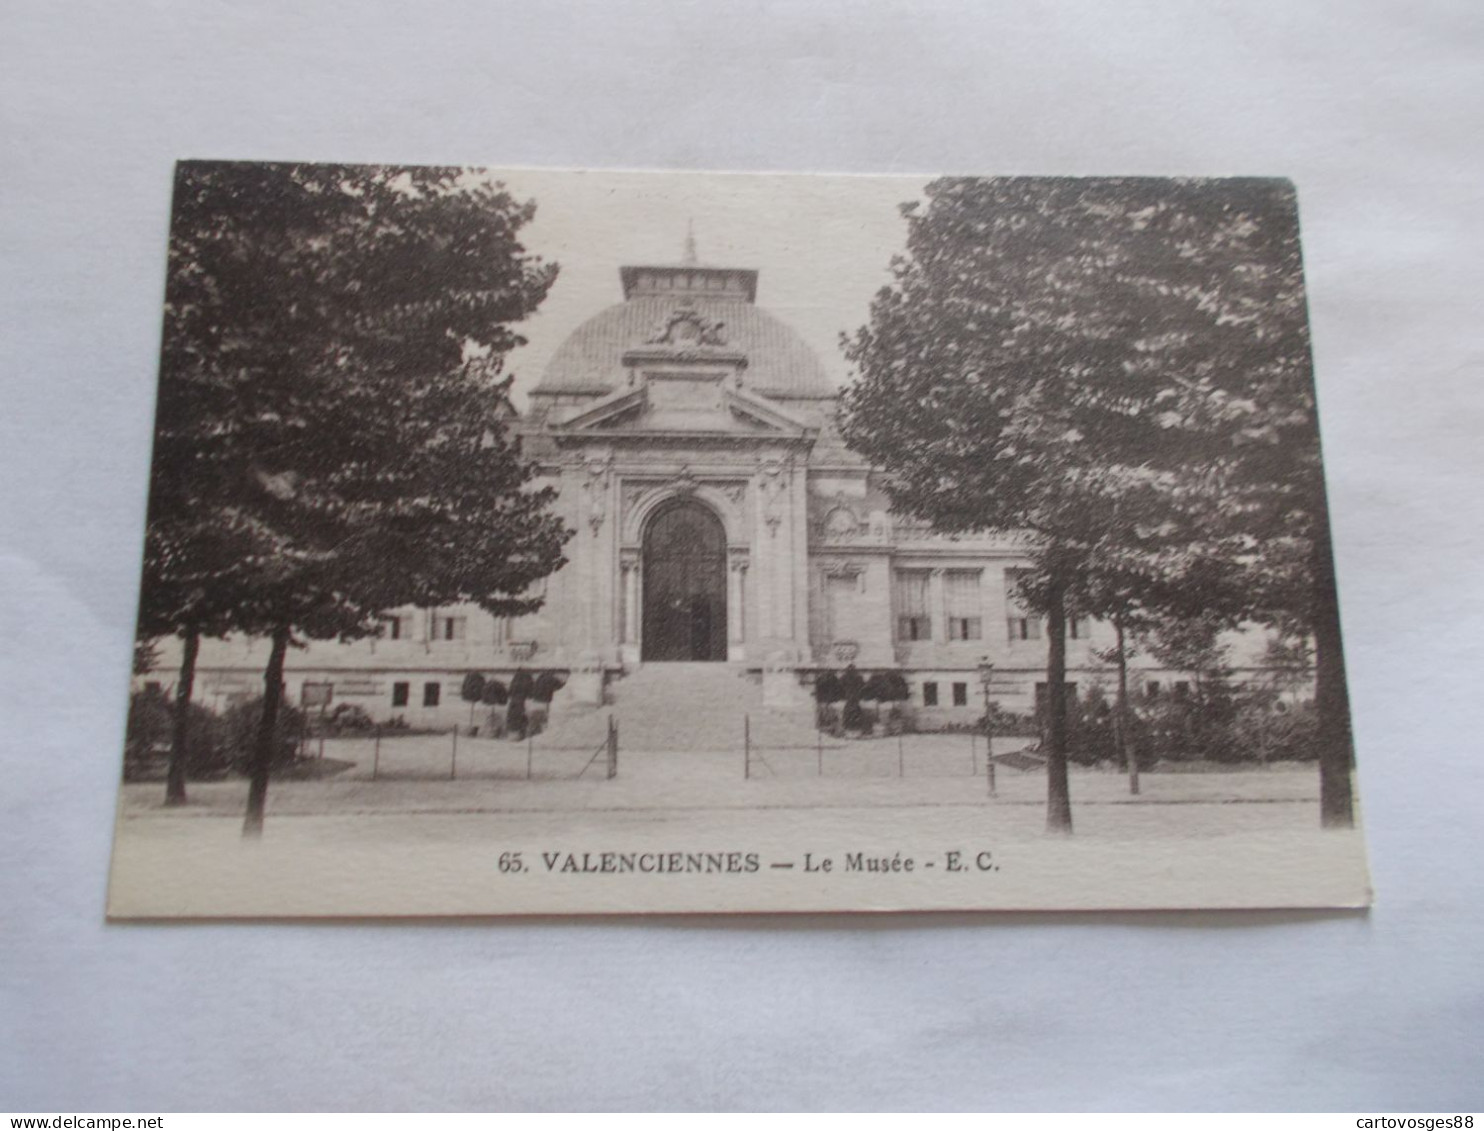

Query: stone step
left=536, top=662, right=819, bottom=753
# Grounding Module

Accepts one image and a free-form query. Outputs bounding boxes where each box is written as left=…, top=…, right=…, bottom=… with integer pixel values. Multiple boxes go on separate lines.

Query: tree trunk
left=243, top=626, right=290, bottom=838
left=1311, top=531, right=1354, bottom=828
left=1114, top=615, right=1138, bottom=796
left=1044, top=580, right=1073, bottom=834
left=165, top=629, right=199, bottom=806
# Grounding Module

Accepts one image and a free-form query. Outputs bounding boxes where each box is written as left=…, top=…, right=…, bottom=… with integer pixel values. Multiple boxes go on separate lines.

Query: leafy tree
left=842, top=176, right=1348, bottom=830
left=839, top=664, right=868, bottom=732
left=133, top=513, right=265, bottom=805
left=531, top=670, right=565, bottom=704
left=132, top=638, right=160, bottom=678
left=506, top=668, right=534, bottom=739
left=148, top=161, right=570, bottom=835
left=460, top=672, right=487, bottom=729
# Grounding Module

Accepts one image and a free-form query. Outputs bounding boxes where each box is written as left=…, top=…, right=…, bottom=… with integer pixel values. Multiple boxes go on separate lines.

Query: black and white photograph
left=9, top=0, right=1484, bottom=1114
left=108, top=165, right=1371, bottom=916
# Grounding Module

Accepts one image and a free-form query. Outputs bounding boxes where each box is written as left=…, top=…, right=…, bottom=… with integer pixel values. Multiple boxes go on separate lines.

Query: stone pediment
left=550, top=379, right=815, bottom=439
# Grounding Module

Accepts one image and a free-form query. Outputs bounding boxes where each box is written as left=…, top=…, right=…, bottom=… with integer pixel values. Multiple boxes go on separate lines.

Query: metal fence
left=742, top=715, right=1043, bottom=794
left=301, top=717, right=618, bottom=782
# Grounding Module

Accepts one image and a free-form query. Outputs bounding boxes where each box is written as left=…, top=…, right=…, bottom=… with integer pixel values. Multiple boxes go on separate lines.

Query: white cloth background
left=2, top=0, right=1481, bottom=1111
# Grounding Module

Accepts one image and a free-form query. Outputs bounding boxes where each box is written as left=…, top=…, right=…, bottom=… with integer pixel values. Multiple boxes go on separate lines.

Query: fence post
left=744, top=714, right=751, bottom=780
left=606, top=715, right=618, bottom=780
left=450, top=726, right=458, bottom=781
left=817, top=727, right=823, bottom=777
left=970, top=732, right=977, bottom=777
left=526, top=732, right=533, bottom=781
left=318, top=734, right=325, bottom=760
left=898, top=732, right=905, bottom=778
left=372, top=725, right=381, bottom=781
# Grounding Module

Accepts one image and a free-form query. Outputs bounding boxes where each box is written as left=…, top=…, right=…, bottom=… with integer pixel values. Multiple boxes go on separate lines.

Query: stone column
left=789, top=459, right=810, bottom=652
left=728, top=554, right=748, bottom=661
left=618, top=553, right=641, bottom=668
left=753, top=466, right=776, bottom=648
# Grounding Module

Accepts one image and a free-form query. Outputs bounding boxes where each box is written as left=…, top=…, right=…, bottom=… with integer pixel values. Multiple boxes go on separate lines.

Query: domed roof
left=535, top=267, right=837, bottom=401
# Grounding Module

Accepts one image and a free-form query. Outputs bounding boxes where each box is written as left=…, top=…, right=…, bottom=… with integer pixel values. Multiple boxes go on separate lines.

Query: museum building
left=162, top=248, right=1251, bottom=728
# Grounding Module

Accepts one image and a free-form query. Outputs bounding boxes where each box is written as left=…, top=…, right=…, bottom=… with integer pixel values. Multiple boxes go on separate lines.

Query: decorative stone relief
left=756, top=454, right=791, bottom=537
left=619, top=482, right=647, bottom=528
left=832, top=641, right=861, bottom=663
left=820, top=504, right=861, bottom=541
left=646, top=302, right=728, bottom=348
left=667, top=464, right=700, bottom=496
left=820, top=559, right=867, bottom=593
left=582, top=453, right=613, bottom=535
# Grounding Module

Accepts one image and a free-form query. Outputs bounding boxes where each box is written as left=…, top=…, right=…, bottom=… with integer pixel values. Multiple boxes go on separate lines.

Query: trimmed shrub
left=460, top=672, right=487, bottom=704
left=508, top=668, right=534, bottom=701
left=532, top=670, right=566, bottom=704
left=814, top=671, right=843, bottom=704
left=506, top=696, right=528, bottom=739
left=326, top=703, right=374, bottom=733
left=481, top=678, right=508, bottom=706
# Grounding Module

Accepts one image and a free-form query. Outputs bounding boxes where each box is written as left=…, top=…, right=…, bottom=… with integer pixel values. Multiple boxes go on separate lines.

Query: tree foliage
left=842, top=176, right=1353, bottom=829
left=143, top=161, right=571, bottom=833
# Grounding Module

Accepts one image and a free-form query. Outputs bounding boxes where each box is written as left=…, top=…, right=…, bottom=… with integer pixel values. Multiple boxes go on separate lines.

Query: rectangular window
left=392, top=681, right=410, bottom=707
left=945, top=570, right=982, bottom=641
left=1068, top=618, right=1092, bottom=640
left=382, top=613, right=415, bottom=641
left=1145, top=680, right=1161, bottom=698
left=431, top=613, right=466, bottom=642
left=301, top=681, right=334, bottom=709
left=1173, top=681, right=1191, bottom=700
left=1008, top=616, right=1043, bottom=641
left=894, top=570, right=932, bottom=641
left=1005, top=569, right=1043, bottom=642
left=423, top=681, right=441, bottom=707
left=1034, top=682, right=1079, bottom=712
left=922, top=681, right=939, bottom=707
left=952, top=682, right=968, bottom=707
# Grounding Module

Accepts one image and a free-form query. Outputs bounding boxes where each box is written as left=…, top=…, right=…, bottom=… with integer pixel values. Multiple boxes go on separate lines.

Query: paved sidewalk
left=120, top=756, right=1321, bottom=820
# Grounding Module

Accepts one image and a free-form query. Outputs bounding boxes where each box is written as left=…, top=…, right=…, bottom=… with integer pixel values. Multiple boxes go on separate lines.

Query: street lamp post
left=978, top=658, right=997, bottom=798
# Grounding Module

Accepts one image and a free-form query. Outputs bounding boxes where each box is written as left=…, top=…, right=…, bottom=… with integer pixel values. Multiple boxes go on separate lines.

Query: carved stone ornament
left=668, top=464, right=699, bottom=495
left=646, top=303, right=728, bottom=348
left=583, top=454, right=613, bottom=535
left=620, top=481, right=647, bottom=526
left=755, top=454, right=790, bottom=537
left=821, top=504, right=860, bottom=541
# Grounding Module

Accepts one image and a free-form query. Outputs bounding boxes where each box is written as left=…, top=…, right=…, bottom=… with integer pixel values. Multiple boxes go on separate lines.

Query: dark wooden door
left=642, top=501, right=727, bottom=661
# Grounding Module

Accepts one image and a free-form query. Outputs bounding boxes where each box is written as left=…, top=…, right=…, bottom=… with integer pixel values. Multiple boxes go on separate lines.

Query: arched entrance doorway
left=642, top=499, right=727, bottom=661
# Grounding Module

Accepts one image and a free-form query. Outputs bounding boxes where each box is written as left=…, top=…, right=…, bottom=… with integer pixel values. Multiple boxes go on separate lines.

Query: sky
left=483, top=168, right=932, bottom=407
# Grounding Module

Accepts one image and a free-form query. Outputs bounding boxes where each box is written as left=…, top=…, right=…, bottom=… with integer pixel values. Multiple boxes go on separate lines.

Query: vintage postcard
left=108, top=164, right=1371, bottom=916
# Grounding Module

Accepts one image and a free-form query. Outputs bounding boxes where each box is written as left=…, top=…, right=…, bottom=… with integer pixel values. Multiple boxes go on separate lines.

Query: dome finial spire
left=682, top=219, right=698, bottom=265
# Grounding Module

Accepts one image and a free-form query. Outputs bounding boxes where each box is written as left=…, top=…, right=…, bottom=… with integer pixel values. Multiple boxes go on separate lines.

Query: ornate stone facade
left=155, top=250, right=1277, bottom=727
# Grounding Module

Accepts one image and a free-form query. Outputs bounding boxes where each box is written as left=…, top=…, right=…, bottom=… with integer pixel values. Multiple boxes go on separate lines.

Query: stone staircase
left=539, top=662, right=820, bottom=756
